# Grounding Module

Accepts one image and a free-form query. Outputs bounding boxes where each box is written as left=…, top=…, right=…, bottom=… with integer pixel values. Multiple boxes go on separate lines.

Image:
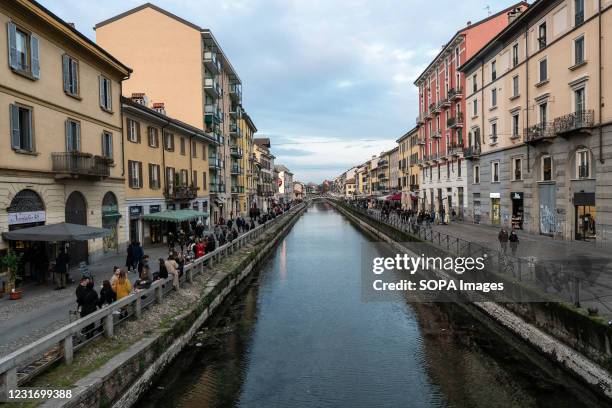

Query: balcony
left=463, top=145, right=481, bottom=160
left=230, top=146, right=244, bottom=158
left=424, top=109, right=432, bottom=120
left=208, top=156, right=225, bottom=170
left=416, top=137, right=426, bottom=145
left=229, top=123, right=243, bottom=138
left=229, top=83, right=242, bottom=103
left=205, top=104, right=223, bottom=125
left=448, top=87, right=463, bottom=100
left=378, top=173, right=387, bottom=179
left=231, top=185, right=245, bottom=194
left=230, top=105, right=243, bottom=119
left=204, top=77, right=222, bottom=99
left=554, top=110, right=594, bottom=137
left=378, top=159, right=389, bottom=167
left=448, top=143, right=464, bottom=157
left=210, top=182, right=226, bottom=194
left=431, top=130, right=442, bottom=139
left=524, top=122, right=556, bottom=145
left=164, top=185, right=198, bottom=201
left=52, top=152, right=110, bottom=179
left=430, top=102, right=440, bottom=115
left=231, top=164, right=244, bottom=175
left=440, top=97, right=451, bottom=108
left=203, top=51, right=221, bottom=74
left=410, top=184, right=419, bottom=191
left=447, top=112, right=464, bottom=128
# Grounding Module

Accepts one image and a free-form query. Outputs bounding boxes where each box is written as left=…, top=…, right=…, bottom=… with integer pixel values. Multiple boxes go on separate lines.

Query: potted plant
left=1, top=251, right=23, bottom=300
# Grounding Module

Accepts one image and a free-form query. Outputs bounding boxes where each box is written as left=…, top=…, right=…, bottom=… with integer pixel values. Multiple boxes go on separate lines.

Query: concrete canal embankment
left=328, top=199, right=612, bottom=401
left=33, top=204, right=306, bottom=408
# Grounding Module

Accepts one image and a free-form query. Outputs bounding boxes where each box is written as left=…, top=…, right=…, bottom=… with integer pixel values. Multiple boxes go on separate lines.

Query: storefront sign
left=129, top=206, right=143, bottom=218
left=511, top=192, right=523, bottom=200
left=8, top=211, right=46, bottom=225
left=149, top=205, right=161, bottom=213
left=489, top=193, right=500, bottom=199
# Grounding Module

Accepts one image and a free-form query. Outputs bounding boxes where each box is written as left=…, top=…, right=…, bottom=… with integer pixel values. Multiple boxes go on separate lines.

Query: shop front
left=129, top=205, right=143, bottom=244
left=148, top=205, right=163, bottom=244
left=510, top=192, right=524, bottom=230
left=102, top=192, right=120, bottom=254
left=490, top=192, right=500, bottom=226
left=574, top=192, right=596, bottom=241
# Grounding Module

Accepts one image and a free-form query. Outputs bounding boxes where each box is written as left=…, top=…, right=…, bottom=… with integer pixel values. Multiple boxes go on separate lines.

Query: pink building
left=415, top=2, right=528, bottom=217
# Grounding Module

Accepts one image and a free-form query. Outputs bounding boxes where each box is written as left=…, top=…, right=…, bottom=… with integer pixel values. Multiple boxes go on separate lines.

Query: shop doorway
left=102, top=192, right=119, bottom=253
left=511, top=192, right=524, bottom=229
left=491, top=198, right=501, bottom=225
left=574, top=192, right=596, bottom=241
left=65, top=191, right=88, bottom=266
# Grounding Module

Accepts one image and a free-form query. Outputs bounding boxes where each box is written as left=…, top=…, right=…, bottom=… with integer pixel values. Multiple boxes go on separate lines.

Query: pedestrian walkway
left=0, top=245, right=168, bottom=357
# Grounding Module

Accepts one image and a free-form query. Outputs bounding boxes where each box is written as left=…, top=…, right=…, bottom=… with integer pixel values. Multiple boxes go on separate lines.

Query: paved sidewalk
left=0, top=245, right=169, bottom=357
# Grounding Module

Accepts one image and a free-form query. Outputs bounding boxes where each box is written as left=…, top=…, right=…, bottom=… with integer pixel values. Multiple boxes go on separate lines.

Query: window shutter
left=62, top=55, right=69, bottom=92
left=108, top=133, right=113, bottom=158
left=148, top=164, right=153, bottom=188
left=99, top=76, right=104, bottom=107
left=10, top=104, right=20, bottom=149
left=105, top=79, right=112, bottom=110
left=75, top=122, right=80, bottom=151
left=65, top=120, right=72, bottom=151
left=7, top=22, right=18, bottom=70
left=128, top=161, right=134, bottom=188
left=30, top=35, right=40, bottom=79
left=138, top=162, right=143, bottom=188
left=71, top=59, right=78, bottom=94
left=136, top=121, right=141, bottom=143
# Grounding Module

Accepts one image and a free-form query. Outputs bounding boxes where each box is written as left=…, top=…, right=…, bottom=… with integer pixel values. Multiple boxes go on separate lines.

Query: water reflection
left=137, top=202, right=608, bottom=408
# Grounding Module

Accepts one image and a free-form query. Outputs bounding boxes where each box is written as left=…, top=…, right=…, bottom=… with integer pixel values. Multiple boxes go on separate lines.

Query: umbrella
left=2, top=222, right=111, bottom=242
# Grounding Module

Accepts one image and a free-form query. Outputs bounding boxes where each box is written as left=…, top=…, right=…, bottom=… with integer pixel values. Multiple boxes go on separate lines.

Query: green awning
left=141, top=209, right=209, bottom=223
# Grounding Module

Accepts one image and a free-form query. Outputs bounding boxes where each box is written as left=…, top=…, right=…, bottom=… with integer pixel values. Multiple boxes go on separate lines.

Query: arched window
left=8, top=189, right=44, bottom=213
left=576, top=149, right=590, bottom=179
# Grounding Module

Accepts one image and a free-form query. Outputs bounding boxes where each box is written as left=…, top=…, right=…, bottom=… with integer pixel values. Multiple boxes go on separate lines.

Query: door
left=538, top=184, right=556, bottom=236
left=491, top=198, right=501, bottom=225
left=65, top=191, right=88, bottom=266
left=575, top=205, right=596, bottom=241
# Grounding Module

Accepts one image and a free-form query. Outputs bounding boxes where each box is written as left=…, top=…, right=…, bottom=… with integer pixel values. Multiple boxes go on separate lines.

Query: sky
left=41, top=0, right=515, bottom=183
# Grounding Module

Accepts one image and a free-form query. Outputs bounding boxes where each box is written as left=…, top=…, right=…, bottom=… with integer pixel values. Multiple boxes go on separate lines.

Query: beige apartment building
left=398, top=127, right=420, bottom=209
left=0, top=0, right=130, bottom=273
left=233, top=111, right=257, bottom=216
left=95, top=3, right=245, bottom=224
left=254, top=138, right=275, bottom=211
left=121, top=95, right=218, bottom=244
left=461, top=0, right=611, bottom=241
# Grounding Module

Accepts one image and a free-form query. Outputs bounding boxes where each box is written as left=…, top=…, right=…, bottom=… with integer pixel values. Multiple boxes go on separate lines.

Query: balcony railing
left=230, top=146, right=244, bottom=158
left=52, top=152, right=110, bottom=178
left=416, top=116, right=424, bottom=125
left=447, top=112, right=464, bottom=128
left=208, top=156, right=225, bottom=170
left=209, top=182, right=226, bottom=193
left=205, top=104, right=222, bottom=124
left=553, top=110, right=594, bottom=136
left=231, top=164, right=244, bottom=175
left=203, top=51, right=221, bottom=74
left=378, top=159, right=389, bottom=167
left=430, top=102, right=440, bottom=114
left=230, top=105, right=243, bottom=119
left=431, top=130, right=442, bottom=138
left=231, top=185, right=245, bottom=194
left=164, top=185, right=198, bottom=201
left=417, top=137, right=426, bottom=145
left=524, top=122, right=556, bottom=145
left=229, top=83, right=242, bottom=103
left=463, top=145, right=481, bottom=160
left=448, top=87, right=463, bottom=100
left=448, top=143, right=463, bottom=156
left=229, top=123, right=243, bottom=138
left=204, top=77, right=222, bottom=99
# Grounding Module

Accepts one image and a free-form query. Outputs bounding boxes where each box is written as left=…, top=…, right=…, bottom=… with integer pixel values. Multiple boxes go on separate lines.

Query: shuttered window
left=65, top=119, right=81, bottom=152
left=7, top=22, right=39, bottom=79
left=127, top=118, right=140, bottom=143
left=101, top=131, right=113, bottom=159
left=202, top=172, right=207, bottom=191
left=62, top=54, right=79, bottom=96
left=99, top=75, right=112, bottom=111
left=9, top=104, right=34, bottom=151
left=164, top=132, right=174, bottom=151
left=148, top=127, right=159, bottom=147
left=128, top=160, right=143, bottom=188
left=192, top=170, right=198, bottom=188
left=149, top=164, right=160, bottom=189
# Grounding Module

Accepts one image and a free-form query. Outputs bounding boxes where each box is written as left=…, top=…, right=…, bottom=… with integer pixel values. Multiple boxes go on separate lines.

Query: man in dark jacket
left=76, top=278, right=99, bottom=338
left=55, top=249, right=70, bottom=290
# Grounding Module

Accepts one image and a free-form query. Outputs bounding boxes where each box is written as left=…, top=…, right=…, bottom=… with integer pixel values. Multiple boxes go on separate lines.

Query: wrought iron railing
left=553, top=110, right=594, bottom=135
left=52, top=152, right=110, bottom=178
left=524, top=122, right=556, bottom=143
left=463, top=145, right=481, bottom=159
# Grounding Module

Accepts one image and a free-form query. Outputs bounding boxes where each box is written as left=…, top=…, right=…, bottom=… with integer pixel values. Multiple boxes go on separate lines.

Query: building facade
left=415, top=3, right=527, bottom=218
left=0, top=0, right=131, bottom=271
left=398, top=127, right=420, bottom=209
left=275, top=165, right=294, bottom=203
left=254, top=138, right=275, bottom=211
left=461, top=0, right=612, bottom=241
left=389, top=147, right=400, bottom=193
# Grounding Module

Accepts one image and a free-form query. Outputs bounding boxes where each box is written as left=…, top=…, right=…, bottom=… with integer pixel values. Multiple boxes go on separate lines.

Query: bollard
left=135, top=295, right=142, bottom=319
left=0, top=368, right=18, bottom=401
left=104, top=313, right=114, bottom=338
left=62, top=335, right=74, bottom=365
left=187, top=268, right=193, bottom=284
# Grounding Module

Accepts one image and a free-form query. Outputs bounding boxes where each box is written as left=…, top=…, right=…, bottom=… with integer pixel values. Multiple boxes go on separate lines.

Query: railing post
left=156, top=284, right=163, bottom=303
left=135, top=295, right=142, bottom=319
left=187, top=268, right=193, bottom=284
left=0, top=368, right=18, bottom=401
left=62, top=335, right=74, bottom=365
left=104, top=314, right=114, bottom=338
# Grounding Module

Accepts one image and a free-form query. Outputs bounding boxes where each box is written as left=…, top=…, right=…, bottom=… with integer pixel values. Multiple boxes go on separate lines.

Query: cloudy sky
left=41, top=0, right=514, bottom=183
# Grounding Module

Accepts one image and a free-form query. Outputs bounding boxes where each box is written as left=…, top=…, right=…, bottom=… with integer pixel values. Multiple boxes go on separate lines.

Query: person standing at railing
left=195, top=239, right=205, bottom=259
left=164, top=255, right=180, bottom=290
left=76, top=277, right=99, bottom=338
left=98, top=280, right=116, bottom=307
left=206, top=234, right=216, bottom=253
left=112, top=269, right=132, bottom=300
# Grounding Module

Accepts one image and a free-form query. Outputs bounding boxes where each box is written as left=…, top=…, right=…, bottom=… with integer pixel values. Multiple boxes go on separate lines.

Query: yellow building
left=0, top=0, right=130, bottom=271
left=398, top=127, right=420, bottom=209
left=345, top=179, right=356, bottom=197
left=121, top=95, right=218, bottom=244
left=95, top=3, right=246, bottom=224
left=461, top=0, right=612, bottom=239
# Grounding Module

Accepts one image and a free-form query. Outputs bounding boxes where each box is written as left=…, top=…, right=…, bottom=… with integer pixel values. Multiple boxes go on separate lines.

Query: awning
left=386, top=193, right=402, bottom=201
left=141, top=209, right=209, bottom=223
left=2, top=222, right=111, bottom=242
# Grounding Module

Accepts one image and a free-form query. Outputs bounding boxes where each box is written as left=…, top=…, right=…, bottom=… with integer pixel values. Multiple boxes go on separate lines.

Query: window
left=202, top=172, right=208, bottom=191
left=149, top=164, right=160, bottom=189
left=180, top=169, right=189, bottom=186
left=99, top=76, right=112, bottom=111
left=574, top=36, right=585, bottom=65
left=166, top=167, right=175, bottom=187
left=7, top=22, right=40, bottom=79
left=202, top=144, right=207, bottom=160
left=65, top=119, right=80, bottom=152
left=192, top=170, right=198, bottom=188
left=457, top=158, right=462, bottom=178
left=538, top=58, right=548, bottom=83
left=538, top=22, right=547, bottom=49
left=148, top=127, right=159, bottom=148
left=513, top=157, right=522, bottom=180
left=164, top=132, right=174, bottom=151
left=575, top=87, right=585, bottom=113
left=437, top=164, right=440, bottom=181
left=490, top=122, right=498, bottom=144
left=491, top=88, right=497, bottom=108
left=512, top=113, right=520, bottom=138
left=491, top=60, right=497, bottom=81
left=472, top=74, right=477, bottom=93
left=541, top=155, right=553, bottom=181
left=539, top=102, right=548, bottom=125
left=446, top=162, right=450, bottom=179
left=128, top=160, right=142, bottom=188
left=127, top=118, right=140, bottom=143
left=512, top=44, right=519, bottom=67
left=473, top=99, right=478, bottom=117
left=101, top=131, right=113, bottom=159
left=180, top=137, right=186, bottom=155
left=577, top=150, right=589, bottom=179
left=575, top=0, right=584, bottom=26
left=192, top=141, right=197, bottom=158
left=9, top=104, right=34, bottom=152
left=473, top=165, right=480, bottom=184
left=62, top=55, right=79, bottom=96
left=492, top=161, right=500, bottom=182
left=512, top=76, right=519, bottom=98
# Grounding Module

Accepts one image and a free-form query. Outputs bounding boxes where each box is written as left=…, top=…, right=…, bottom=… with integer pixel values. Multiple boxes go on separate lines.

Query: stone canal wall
left=329, top=199, right=612, bottom=400
left=39, top=204, right=306, bottom=408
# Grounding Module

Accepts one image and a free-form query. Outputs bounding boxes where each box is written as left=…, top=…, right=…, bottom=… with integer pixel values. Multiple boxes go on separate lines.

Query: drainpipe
left=120, top=83, right=125, bottom=177
left=598, top=0, right=604, bottom=164
left=161, top=120, right=170, bottom=193
left=525, top=27, right=530, bottom=173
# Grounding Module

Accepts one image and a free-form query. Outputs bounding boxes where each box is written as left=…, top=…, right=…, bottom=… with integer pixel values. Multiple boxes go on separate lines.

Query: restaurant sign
left=8, top=210, right=46, bottom=225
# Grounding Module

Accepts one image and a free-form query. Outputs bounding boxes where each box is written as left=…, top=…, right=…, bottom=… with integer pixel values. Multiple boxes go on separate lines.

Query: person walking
left=98, top=280, right=116, bottom=307
left=111, top=269, right=132, bottom=300
left=54, top=248, right=70, bottom=290
left=76, top=277, right=99, bottom=338
left=125, top=242, right=134, bottom=272
left=509, top=230, right=519, bottom=256
left=498, top=228, right=509, bottom=254
left=133, top=242, right=144, bottom=273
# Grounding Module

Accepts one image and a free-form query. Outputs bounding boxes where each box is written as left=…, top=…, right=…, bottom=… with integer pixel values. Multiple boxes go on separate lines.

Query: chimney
left=507, top=6, right=525, bottom=24
left=466, top=21, right=471, bottom=26
left=131, top=92, right=149, bottom=106
left=153, top=102, right=166, bottom=115
left=67, top=22, right=76, bottom=29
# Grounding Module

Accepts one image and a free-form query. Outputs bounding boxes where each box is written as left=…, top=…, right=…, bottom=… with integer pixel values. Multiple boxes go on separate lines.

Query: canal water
left=137, top=202, right=607, bottom=408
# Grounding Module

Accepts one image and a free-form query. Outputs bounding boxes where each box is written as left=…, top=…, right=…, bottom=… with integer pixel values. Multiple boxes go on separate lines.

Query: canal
left=137, top=201, right=607, bottom=408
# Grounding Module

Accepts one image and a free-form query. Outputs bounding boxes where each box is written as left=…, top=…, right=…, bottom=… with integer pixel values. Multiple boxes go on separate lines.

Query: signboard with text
left=8, top=211, right=46, bottom=225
